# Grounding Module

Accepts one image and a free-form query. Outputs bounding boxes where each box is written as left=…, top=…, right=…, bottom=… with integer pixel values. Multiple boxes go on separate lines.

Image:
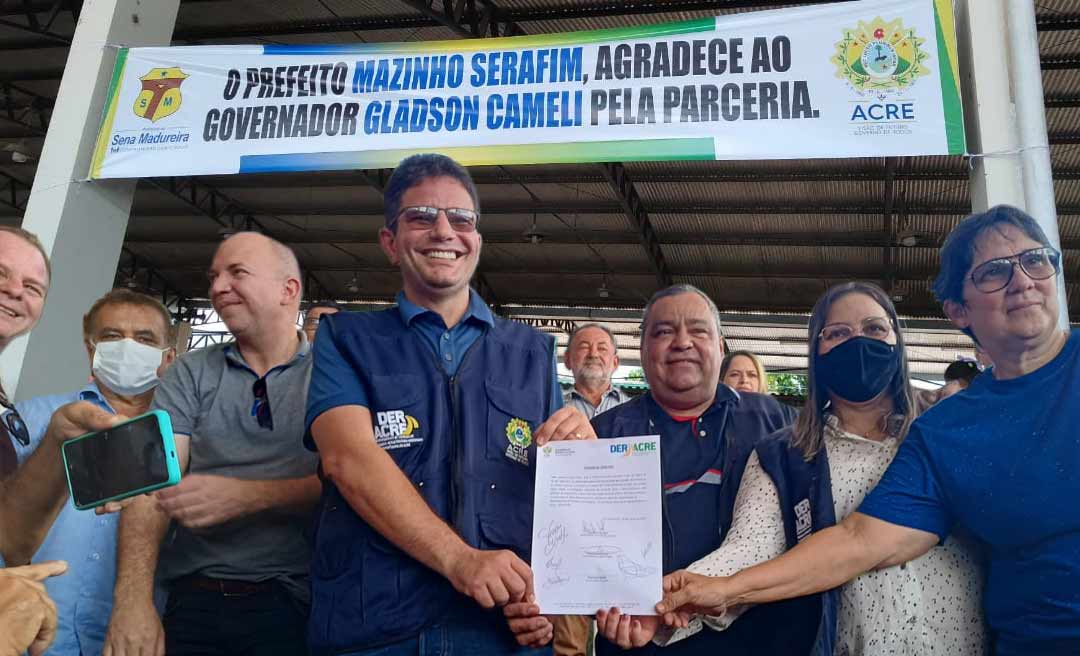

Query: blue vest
left=307, top=309, right=557, bottom=654
left=755, top=427, right=840, bottom=656
left=592, top=391, right=815, bottom=656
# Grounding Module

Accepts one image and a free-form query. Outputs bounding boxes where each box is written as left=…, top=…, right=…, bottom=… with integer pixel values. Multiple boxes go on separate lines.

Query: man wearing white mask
left=14, top=288, right=175, bottom=656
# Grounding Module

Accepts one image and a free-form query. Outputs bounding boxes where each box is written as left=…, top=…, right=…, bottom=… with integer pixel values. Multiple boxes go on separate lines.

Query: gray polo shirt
left=563, top=384, right=632, bottom=419
left=151, top=335, right=318, bottom=601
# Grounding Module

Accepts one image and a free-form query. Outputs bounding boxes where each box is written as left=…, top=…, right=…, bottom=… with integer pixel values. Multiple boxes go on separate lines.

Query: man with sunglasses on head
left=305, top=153, right=595, bottom=656
left=104, top=232, right=320, bottom=656
left=0, top=227, right=128, bottom=656
left=657, top=205, right=1080, bottom=656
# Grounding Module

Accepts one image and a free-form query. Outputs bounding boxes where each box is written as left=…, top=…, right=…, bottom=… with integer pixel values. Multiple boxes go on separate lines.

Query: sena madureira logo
left=109, top=66, right=192, bottom=154
left=134, top=67, right=188, bottom=122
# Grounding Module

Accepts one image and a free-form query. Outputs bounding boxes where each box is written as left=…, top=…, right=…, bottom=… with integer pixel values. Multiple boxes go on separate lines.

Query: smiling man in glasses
left=0, top=227, right=132, bottom=656
left=305, top=153, right=595, bottom=656
left=105, top=232, right=320, bottom=656
left=656, top=205, right=1080, bottom=656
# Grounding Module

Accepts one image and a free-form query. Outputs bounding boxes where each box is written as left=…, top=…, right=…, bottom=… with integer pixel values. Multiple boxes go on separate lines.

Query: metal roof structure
left=0, top=0, right=1077, bottom=377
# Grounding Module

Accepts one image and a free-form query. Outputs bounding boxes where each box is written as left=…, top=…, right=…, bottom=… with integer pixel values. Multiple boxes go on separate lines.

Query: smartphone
left=61, top=410, right=182, bottom=510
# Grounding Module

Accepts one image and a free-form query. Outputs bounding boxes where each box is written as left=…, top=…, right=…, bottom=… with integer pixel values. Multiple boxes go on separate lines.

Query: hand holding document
left=532, top=435, right=662, bottom=615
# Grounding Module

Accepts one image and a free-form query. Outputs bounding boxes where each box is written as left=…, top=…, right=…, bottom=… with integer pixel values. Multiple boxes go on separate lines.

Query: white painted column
left=0, top=0, right=181, bottom=400
left=955, top=0, right=1024, bottom=211
left=956, top=0, right=1068, bottom=328
left=1006, top=0, right=1069, bottom=327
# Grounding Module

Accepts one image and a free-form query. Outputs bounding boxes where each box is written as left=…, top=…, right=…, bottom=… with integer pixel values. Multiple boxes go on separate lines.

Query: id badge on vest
left=373, top=409, right=423, bottom=451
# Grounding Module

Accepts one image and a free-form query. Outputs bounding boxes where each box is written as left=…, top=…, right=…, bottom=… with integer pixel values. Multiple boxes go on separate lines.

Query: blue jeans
left=341, top=614, right=552, bottom=656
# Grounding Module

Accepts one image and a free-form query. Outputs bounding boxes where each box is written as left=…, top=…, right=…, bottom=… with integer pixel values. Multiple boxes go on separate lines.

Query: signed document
left=532, top=435, right=662, bottom=615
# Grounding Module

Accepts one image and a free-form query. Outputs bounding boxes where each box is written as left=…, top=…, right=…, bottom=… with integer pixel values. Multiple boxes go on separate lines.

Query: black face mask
left=817, top=336, right=899, bottom=403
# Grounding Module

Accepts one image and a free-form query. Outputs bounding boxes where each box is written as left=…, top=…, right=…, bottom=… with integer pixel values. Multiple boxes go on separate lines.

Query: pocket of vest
left=368, top=374, right=427, bottom=467
left=484, top=380, right=543, bottom=467
left=311, top=501, right=358, bottom=581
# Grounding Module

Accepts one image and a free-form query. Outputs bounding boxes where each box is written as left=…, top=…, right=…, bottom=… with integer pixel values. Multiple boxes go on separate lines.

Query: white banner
left=89, top=0, right=964, bottom=179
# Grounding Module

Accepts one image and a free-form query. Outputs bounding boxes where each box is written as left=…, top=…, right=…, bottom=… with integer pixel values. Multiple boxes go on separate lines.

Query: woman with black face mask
left=651, top=282, right=986, bottom=656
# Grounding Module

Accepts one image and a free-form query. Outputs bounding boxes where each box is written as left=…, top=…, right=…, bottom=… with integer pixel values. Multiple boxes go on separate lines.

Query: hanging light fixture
left=523, top=213, right=545, bottom=244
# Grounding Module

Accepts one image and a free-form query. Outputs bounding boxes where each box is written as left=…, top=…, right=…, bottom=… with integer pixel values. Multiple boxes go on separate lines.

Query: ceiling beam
left=601, top=161, right=673, bottom=288
left=1045, top=96, right=1080, bottom=109
left=1051, top=133, right=1080, bottom=145
left=181, top=168, right=974, bottom=189
left=1042, top=56, right=1080, bottom=70
left=126, top=229, right=1080, bottom=251
left=1037, top=14, right=1080, bottom=32
left=0, top=80, right=50, bottom=134
left=109, top=201, right=1002, bottom=218
left=142, top=261, right=942, bottom=280
left=117, top=246, right=193, bottom=311
left=883, top=157, right=897, bottom=294
left=0, top=169, right=31, bottom=213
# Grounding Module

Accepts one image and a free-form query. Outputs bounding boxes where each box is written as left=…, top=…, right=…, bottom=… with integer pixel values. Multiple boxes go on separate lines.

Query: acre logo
left=831, top=17, right=929, bottom=98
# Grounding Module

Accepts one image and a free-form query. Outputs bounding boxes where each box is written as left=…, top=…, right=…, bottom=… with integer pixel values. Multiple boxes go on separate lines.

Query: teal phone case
left=61, top=409, right=182, bottom=511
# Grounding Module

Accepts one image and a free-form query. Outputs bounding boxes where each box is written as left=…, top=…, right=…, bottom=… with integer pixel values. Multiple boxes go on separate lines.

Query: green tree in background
left=768, top=372, right=808, bottom=398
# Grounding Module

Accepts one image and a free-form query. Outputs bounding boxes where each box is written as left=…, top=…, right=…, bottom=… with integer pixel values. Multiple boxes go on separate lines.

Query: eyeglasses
left=969, top=246, right=1061, bottom=293
left=0, top=399, right=29, bottom=447
left=391, top=206, right=479, bottom=232
left=251, top=377, right=273, bottom=430
left=819, top=316, right=893, bottom=343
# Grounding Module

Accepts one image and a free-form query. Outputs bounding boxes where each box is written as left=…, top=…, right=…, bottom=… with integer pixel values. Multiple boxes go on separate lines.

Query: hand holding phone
left=62, top=410, right=181, bottom=511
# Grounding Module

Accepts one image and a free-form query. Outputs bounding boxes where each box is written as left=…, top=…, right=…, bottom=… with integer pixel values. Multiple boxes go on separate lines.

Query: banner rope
left=963, top=145, right=1052, bottom=170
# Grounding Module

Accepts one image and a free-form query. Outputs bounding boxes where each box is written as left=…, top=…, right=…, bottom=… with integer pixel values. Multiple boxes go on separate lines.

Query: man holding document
left=305, top=153, right=595, bottom=655
left=508, top=284, right=806, bottom=655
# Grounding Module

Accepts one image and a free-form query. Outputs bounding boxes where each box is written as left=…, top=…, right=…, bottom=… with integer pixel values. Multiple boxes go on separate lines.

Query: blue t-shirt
left=13, top=383, right=117, bottom=656
left=306, top=289, right=561, bottom=434
left=859, top=329, right=1080, bottom=655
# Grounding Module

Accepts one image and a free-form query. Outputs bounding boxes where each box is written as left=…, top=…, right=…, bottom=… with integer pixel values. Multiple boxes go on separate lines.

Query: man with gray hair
left=506, top=284, right=800, bottom=654
left=105, top=232, right=321, bottom=656
left=563, top=323, right=630, bottom=420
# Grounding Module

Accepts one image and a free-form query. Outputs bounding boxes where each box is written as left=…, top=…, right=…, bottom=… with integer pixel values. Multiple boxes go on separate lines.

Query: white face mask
left=91, top=338, right=167, bottom=397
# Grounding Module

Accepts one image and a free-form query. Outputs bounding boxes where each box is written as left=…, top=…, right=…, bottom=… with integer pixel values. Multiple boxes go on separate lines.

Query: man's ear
left=379, top=227, right=399, bottom=265
left=158, top=348, right=177, bottom=377
left=282, top=276, right=302, bottom=307
left=943, top=299, right=970, bottom=331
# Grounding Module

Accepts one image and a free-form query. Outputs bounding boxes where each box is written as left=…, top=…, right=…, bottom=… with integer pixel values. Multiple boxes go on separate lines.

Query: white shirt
left=661, top=418, right=986, bottom=655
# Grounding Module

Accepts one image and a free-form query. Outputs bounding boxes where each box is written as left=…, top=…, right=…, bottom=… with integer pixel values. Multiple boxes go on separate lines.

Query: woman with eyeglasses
left=650, top=282, right=985, bottom=655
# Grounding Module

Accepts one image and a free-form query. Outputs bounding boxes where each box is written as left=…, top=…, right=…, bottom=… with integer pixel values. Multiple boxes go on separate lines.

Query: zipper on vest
left=448, top=373, right=463, bottom=531
left=447, top=334, right=487, bottom=537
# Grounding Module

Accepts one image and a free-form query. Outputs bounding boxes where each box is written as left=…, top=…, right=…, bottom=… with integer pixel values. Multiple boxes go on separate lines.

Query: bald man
left=105, top=233, right=321, bottom=656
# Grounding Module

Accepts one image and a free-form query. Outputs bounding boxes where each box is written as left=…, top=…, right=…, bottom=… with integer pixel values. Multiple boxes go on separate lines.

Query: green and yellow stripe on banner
left=933, top=0, right=966, bottom=154
left=90, top=47, right=131, bottom=179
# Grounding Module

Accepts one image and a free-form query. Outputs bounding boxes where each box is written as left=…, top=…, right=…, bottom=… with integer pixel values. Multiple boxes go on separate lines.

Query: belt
left=173, top=575, right=277, bottom=597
